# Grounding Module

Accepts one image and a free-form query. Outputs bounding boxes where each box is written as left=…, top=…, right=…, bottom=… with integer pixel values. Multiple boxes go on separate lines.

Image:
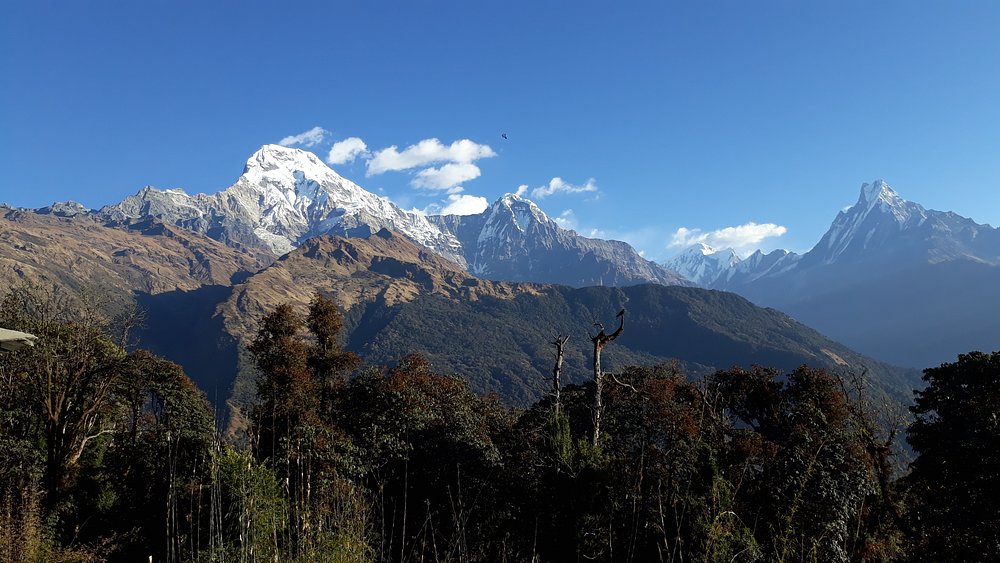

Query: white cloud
left=440, top=194, right=489, bottom=215
left=367, top=138, right=496, bottom=176
left=668, top=222, right=788, bottom=251
left=531, top=177, right=598, bottom=199
left=515, top=184, right=528, bottom=197
left=410, top=193, right=489, bottom=216
left=279, top=126, right=330, bottom=148
left=553, top=209, right=577, bottom=230
left=411, top=163, right=482, bottom=191
left=327, top=137, right=368, bottom=165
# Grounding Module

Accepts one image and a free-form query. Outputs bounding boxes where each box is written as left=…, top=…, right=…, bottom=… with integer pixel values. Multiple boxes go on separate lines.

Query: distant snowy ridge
left=661, top=243, right=741, bottom=286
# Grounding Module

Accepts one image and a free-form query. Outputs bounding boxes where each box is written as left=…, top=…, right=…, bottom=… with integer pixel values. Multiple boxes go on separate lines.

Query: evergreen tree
left=905, top=351, right=1000, bottom=561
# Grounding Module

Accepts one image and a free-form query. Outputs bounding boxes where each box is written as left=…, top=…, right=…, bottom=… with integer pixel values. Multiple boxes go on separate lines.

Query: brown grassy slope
left=0, top=209, right=265, bottom=297
left=217, top=228, right=542, bottom=345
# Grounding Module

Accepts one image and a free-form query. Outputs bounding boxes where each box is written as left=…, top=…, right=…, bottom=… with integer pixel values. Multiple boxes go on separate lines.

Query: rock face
left=430, top=194, right=689, bottom=287
left=98, top=144, right=464, bottom=263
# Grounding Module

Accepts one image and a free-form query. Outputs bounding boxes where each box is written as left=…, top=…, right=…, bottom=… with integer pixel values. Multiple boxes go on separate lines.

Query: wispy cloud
left=531, top=177, right=598, bottom=199
left=668, top=222, right=788, bottom=252
left=367, top=138, right=496, bottom=176
left=411, top=163, right=482, bottom=191
left=552, top=209, right=577, bottom=229
left=514, top=184, right=528, bottom=197
left=327, top=137, right=368, bottom=165
left=279, top=126, right=330, bottom=148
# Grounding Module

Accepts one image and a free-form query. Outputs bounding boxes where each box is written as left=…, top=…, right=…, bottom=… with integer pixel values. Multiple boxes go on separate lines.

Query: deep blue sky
left=2, top=1, right=998, bottom=260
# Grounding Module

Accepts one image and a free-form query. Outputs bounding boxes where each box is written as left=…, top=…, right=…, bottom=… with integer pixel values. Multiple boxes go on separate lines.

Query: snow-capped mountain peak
left=662, top=243, right=741, bottom=286
left=855, top=179, right=922, bottom=226
left=688, top=242, right=721, bottom=256
left=99, top=145, right=464, bottom=261
left=474, top=194, right=555, bottom=261
left=243, top=144, right=338, bottom=181
left=489, top=193, right=551, bottom=232
left=860, top=179, right=894, bottom=205
left=815, top=180, right=929, bottom=263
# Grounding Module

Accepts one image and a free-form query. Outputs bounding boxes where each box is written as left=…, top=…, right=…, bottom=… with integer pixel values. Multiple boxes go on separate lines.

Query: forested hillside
left=2, top=287, right=998, bottom=561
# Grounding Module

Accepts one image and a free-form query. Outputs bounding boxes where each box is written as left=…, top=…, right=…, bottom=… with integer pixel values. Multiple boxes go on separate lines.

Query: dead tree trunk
left=591, top=309, right=624, bottom=447
left=551, top=336, right=569, bottom=414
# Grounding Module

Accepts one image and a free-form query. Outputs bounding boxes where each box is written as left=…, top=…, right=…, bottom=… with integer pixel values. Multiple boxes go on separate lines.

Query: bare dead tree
left=590, top=309, right=624, bottom=447
left=551, top=335, right=569, bottom=414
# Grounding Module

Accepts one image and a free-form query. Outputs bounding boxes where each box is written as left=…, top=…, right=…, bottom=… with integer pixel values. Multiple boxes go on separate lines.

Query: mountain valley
left=8, top=151, right=986, bottom=418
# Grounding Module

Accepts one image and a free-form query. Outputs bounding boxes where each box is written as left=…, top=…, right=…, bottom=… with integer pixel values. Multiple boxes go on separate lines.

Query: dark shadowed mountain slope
left=342, top=284, right=918, bottom=405
left=197, top=231, right=916, bottom=411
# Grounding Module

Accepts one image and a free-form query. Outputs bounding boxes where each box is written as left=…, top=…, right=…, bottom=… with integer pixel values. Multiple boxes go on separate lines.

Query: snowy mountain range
left=665, top=180, right=1000, bottom=368
left=661, top=243, right=741, bottom=286
left=23, top=148, right=1000, bottom=369
left=76, top=144, right=687, bottom=288
left=665, top=180, right=1000, bottom=291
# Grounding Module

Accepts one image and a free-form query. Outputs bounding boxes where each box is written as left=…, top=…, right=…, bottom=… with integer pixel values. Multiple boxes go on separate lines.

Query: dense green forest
left=1, top=287, right=998, bottom=562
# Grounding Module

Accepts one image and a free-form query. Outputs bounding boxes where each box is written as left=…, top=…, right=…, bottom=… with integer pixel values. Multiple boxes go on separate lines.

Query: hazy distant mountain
left=682, top=180, right=1000, bottom=368
left=777, top=179, right=1000, bottom=276
left=661, top=243, right=741, bottom=286
left=430, top=193, right=689, bottom=287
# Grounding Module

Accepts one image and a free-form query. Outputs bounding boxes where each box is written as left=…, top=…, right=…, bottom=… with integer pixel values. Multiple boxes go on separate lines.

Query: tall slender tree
left=590, top=309, right=624, bottom=446
left=550, top=335, right=569, bottom=414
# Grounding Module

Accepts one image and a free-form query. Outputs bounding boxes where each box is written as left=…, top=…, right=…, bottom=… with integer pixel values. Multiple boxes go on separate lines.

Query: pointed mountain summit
left=428, top=192, right=689, bottom=287
left=806, top=180, right=929, bottom=265
left=706, top=180, right=999, bottom=293
left=704, top=179, right=1000, bottom=369
left=100, top=144, right=464, bottom=262
left=802, top=179, right=999, bottom=267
